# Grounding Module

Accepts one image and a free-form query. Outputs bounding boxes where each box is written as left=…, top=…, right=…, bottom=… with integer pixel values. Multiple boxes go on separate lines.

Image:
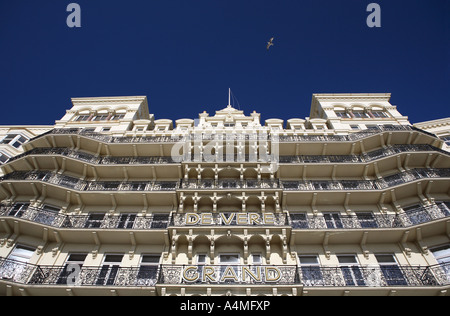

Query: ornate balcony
left=2, top=257, right=447, bottom=289
left=289, top=202, right=450, bottom=230
left=0, top=204, right=170, bottom=230
left=1, top=171, right=179, bottom=192
left=28, top=125, right=436, bottom=145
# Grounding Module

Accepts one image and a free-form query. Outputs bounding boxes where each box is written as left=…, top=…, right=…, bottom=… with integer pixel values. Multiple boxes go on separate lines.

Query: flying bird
left=266, top=37, right=274, bottom=50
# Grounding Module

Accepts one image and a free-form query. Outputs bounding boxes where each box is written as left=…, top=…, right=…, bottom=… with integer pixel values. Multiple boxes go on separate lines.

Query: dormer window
left=352, top=111, right=369, bottom=118
left=371, top=111, right=388, bottom=118
left=335, top=111, right=350, bottom=118
left=75, top=115, right=91, bottom=122
left=93, top=114, right=109, bottom=121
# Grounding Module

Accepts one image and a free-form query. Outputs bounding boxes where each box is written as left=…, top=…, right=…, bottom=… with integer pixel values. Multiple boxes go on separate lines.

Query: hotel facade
left=0, top=93, right=449, bottom=296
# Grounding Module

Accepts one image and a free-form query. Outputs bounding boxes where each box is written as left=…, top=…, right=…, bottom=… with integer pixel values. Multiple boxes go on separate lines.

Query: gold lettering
left=202, top=266, right=216, bottom=282
left=183, top=266, right=199, bottom=282
left=220, top=266, right=239, bottom=282
left=265, top=267, right=281, bottom=282
left=236, top=213, right=247, bottom=225
left=220, top=213, right=235, bottom=225
left=186, top=213, right=200, bottom=225
left=249, top=213, right=261, bottom=225
left=242, top=266, right=261, bottom=282
left=201, top=213, right=213, bottom=225
left=263, top=213, right=275, bottom=225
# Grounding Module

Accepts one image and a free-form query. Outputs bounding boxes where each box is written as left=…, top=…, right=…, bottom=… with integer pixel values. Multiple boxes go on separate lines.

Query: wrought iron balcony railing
left=29, top=125, right=436, bottom=145
left=5, top=144, right=447, bottom=166
left=1, top=201, right=449, bottom=230
left=179, top=168, right=450, bottom=191
left=0, top=204, right=170, bottom=230
left=1, top=171, right=179, bottom=192
left=1, top=257, right=448, bottom=288
left=289, top=202, right=450, bottom=229
left=281, top=168, right=450, bottom=191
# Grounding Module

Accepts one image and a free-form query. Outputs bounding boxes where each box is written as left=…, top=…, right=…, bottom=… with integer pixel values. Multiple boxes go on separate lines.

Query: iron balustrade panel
left=0, top=171, right=179, bottom=192
left=288, top=203, right=450, bottom=230
left=29, top=125, right=436, bottom=146
left=280, top=168, right=450, bottom=191
left=28, top=265, right=160, bottom=287
left=180, top=179, right=280, bottom=190
left=1, top=257, right=449, bottom=288
left=0, top=205, right=170, bottom=230
left=7, top=143, right=448, bottom=166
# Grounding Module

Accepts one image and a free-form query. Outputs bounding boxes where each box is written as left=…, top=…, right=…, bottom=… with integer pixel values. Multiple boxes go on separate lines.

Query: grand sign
left=184, top=212, right=276, bottom=226
left=182, top=265, right=283, bottom=283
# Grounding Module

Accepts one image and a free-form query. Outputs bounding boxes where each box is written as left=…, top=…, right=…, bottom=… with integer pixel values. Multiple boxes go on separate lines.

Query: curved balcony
left=0, top=204, right=170, bottom=230
left=179, top=168, right=450, bottom=192
left=29, top=125, right=437, bottom=144
left=1, top=171, right=179, bottom=192
left=289, top=202, right=450, bottom=230
left=2, top=257, right=447, bottom=289
left=281, top=168, right=450, bottom=191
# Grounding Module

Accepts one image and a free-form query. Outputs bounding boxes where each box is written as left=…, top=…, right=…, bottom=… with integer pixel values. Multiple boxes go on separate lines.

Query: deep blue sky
left=0, top=0, right=448, bottom=126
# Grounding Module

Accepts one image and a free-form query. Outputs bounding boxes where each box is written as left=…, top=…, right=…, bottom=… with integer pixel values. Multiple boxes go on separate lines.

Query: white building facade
left=0, top=93, right=449, bottom=296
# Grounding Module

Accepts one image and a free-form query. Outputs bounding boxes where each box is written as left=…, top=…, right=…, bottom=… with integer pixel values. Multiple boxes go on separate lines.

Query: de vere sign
left=184, top=212, right=276, bottom=226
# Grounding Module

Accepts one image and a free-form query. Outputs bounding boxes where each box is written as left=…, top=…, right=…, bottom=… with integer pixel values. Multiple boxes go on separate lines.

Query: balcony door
left=96, top=254, right=124, bottom=285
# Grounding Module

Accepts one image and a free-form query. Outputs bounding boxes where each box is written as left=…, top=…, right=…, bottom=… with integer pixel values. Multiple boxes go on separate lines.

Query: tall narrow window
left=137, top=254, right=160, bottom=286
left=337, top=255, right=365, bottom=286
left=375, top=254, right=407, bottom=286
left=0, top=245, right=35, bottom=282
left=298, top=255, right=323, bottom=286
left=96, top=254, right=124, bottom=285
left=57, top=253, right=87, bottom=285
left=431, top=245, right=450, bottom=281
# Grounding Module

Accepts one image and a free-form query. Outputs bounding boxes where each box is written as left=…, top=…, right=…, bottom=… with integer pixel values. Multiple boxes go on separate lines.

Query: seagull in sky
left=266, top=37, right=274, bottom=50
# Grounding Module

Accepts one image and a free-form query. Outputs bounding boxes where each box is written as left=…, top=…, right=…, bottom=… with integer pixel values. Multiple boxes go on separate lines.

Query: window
left=101, top=127, right=111, bottom=132
left=298, top=255, right=323, bottom=286
left=350, top=125, right=360, bottom=130
left=441, top=136, right=450, bottom=146
left=252, top=253, right=262, bottom=264
left=7, top=203, right=29, bottom=218
left=290, top=213, right=309, bottom=229
left=117, top=213, right=137, bottom=229
left=324, top=212, right=343, bottom=229
left=375, top=254, right=407, bottom=286
left=366, top=124, right=379, bottom=130
left=431, top=245, right=450, bottom=280
left=371, top=111, right=388, bottom=118
left=75, top=115, right=91, bottom=121
left=93, top=114, right=109, bottom=121
left=111, top=113, right=125, bottom=120
left=356, top=212, right=378, bottom=228
left=337, top=255, right=365, bottom=286
left=1, top=245, right=35, bottom=281
left=84, top=213, right=105, bottom=228
left=219, top=253, right=239, bottom=264
left=137, top=254, right=160, bottom=286
left=224, top=123, right=235, bottom=128
left=151, top=214, right=170, bottom=229
left=335, top=111, right=350, bottom=118
left=0, top=152, right=10, bottom=164
left=352, top=111, right=369, bottom=118
left=1, top=134, right=28, bottom=148
left=197, top=253, right=207, bottom=265
left=96, top=254, right=124, bottom=285
left=57, top=253, right=88, bottom=285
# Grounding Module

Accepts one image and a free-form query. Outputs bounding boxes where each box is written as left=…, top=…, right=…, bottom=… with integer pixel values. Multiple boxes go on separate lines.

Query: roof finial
left=228, top=88, right=231, bottom=108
